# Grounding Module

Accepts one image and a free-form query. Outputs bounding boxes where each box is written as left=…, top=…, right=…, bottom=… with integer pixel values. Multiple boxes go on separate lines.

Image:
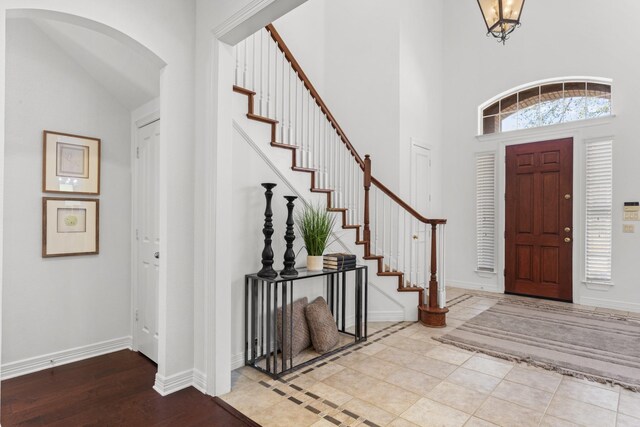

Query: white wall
left=398, top=0, right=444, bottom=215
left=324, top=0, right=401, bottom=191
left=2, top=19, right=132, bottom=364
left=0, top=0, right=309, bottom=397
left=0, top=0, right=196, bottom=391
left=275, top=0, right=326, bottom=95
left=442, top=0, right=640, bottom=311
left=275, top=0, right=445, bottom=209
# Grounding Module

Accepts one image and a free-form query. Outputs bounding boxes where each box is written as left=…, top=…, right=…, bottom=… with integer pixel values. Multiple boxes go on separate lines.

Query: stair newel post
left=363, top=155, right=372, bottom=257
left=429, top=222, right=439, bottom=309
left=418, top=221, right=449, bottom=327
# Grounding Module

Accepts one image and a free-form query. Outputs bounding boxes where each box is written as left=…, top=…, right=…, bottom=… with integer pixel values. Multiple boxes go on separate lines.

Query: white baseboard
left=448, top=280, right=500, bottom=293
left=580, top=296, right=640, bottom=313
left=192, top=369, right=207, bottom=393
left=231, top=352, right=245, bottom=370
left=1, top=336, right=132, bottom=380
left=153, top=369, right=209, bottom=396
left=367, top=310, right=405, bottom=322
left=154, top=369, right=194, bottom=396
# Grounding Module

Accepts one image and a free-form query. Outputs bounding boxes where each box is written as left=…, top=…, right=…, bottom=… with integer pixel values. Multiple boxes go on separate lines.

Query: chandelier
left=477, top=0, right=525, bottom=44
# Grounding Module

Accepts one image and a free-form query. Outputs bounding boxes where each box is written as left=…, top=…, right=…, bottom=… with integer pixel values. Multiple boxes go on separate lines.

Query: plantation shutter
left=476, top=153, right=496, bottom=272
left=585, top=140, right=613, bottom=282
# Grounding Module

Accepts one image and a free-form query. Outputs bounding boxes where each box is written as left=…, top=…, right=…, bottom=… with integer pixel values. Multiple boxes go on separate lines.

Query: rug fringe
left=432, top=336, right=640, bottom=393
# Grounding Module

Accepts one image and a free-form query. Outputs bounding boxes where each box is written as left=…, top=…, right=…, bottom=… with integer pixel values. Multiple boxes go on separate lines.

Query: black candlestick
left=281, top=196, right=298, bottom=277
left=257, top=183, right=278, bottom=278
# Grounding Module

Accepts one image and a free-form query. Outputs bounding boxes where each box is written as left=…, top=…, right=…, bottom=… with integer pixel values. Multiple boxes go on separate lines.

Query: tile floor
left=221, top=288, right=640, bottom=427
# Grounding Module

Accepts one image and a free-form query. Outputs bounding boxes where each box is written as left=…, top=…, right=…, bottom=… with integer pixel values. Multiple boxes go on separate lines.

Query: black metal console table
left=245, top=266, right=367, bottom=378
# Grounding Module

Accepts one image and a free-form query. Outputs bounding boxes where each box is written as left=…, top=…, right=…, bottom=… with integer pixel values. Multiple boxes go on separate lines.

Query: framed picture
left=42, top=197, right=99, bottom=257
left=43, top=131, right=101, bottom=195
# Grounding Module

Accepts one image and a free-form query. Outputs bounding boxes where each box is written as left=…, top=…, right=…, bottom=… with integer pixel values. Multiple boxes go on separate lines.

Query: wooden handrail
left=266, top=23, right=446, bottom=226
left=370, top=176, right=447, bottom=225
left=265, top=24, right=364, bottom=168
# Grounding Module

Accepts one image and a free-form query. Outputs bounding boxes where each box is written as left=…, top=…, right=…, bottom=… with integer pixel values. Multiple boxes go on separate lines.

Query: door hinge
left=136, top=147, right=140, bottom=159
left=135, top=309, right=139, bottom=322
left=503, top=269, right=506, bottom=277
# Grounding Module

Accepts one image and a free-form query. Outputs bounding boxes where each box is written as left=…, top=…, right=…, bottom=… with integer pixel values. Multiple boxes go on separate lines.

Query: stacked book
left=323, top=253, right=357, bottom=270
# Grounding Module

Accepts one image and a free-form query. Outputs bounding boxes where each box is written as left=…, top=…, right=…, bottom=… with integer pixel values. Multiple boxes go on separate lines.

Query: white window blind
left=585, top=140, right=613, bottom=282
left=476, top=153, right=496, bottom=272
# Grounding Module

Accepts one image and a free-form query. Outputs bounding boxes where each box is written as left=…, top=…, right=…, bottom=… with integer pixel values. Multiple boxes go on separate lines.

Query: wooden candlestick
left=281, top=196, right=298, bottom=277
left=257, top=183, right=278, bottom=278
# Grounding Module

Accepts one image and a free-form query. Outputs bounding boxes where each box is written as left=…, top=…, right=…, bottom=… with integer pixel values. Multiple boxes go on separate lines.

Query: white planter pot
left=307, top=255, right=324, bottom=271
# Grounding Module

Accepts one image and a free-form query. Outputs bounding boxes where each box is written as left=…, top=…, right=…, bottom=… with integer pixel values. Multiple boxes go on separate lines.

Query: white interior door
left=136, top=119, right=160, bottom=363
left=411, top=142, right=432, bottom=287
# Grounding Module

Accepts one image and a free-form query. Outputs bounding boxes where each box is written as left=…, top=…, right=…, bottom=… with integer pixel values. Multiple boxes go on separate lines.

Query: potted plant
left=297, top=203, right=335, bottom=270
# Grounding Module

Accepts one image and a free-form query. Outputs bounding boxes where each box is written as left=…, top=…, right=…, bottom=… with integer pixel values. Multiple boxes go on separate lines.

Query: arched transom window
left=481, top=79, right=612, bottom=135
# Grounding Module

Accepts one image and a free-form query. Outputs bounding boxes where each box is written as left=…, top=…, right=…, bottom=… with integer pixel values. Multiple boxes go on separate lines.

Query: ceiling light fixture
left=477, top=0, right=525, bottom=44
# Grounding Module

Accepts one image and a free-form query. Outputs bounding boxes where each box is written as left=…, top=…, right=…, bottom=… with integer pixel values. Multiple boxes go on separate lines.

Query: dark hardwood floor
left=1, top=350, right=259, bottom=427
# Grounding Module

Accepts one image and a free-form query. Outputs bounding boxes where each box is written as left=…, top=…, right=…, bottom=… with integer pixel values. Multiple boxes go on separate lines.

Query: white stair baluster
left=402, top=211, right=407, bottom=286
left=234, top=42, right=239, bottom=86
left=266, top=35, right=271, bottom=118
left=374, top=187, right=378, bottom=254
left=258, top=30, right=263, bottom=115
left=251, top=33, right=256, bottom=92
left=243, top=39, right=248, bottom=89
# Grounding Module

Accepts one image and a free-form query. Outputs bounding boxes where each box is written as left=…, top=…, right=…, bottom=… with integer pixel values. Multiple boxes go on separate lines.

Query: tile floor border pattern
left=251, top=321, right=413, bottom=427
left=226, top=289, right=640, bottom=427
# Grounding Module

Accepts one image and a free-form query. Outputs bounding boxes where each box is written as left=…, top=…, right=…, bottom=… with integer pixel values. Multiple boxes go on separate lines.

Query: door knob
left=154, top=252, right=160, bottom=259
left=412, top=235, right=418, bottom=240
left=564, top=194, right=572, bottom=200
left=564, top=237, right=572, bottom=243
left=564, top=227, right=571, bottom=233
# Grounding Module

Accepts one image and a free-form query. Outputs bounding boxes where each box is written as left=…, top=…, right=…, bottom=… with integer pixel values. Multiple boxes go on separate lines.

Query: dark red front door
left=505, top=138, right=573, bottom=302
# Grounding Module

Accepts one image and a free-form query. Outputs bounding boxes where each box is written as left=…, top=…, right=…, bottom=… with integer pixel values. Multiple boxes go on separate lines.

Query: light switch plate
left=624, top=211, right=640, bottom=221
left=623, top=224, right=635, bottom=233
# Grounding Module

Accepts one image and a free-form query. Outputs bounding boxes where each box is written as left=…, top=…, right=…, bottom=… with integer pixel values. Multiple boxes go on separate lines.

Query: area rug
left=434, top=298, right=640, bottom=391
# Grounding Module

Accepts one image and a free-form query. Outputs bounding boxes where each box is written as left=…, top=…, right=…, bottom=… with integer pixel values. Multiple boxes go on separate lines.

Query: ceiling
left=29, top=17, right=161, bottom=111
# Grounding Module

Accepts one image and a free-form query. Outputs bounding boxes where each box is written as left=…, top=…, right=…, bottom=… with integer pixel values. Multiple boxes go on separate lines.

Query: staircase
left=232, top=25, right=448, bottom=326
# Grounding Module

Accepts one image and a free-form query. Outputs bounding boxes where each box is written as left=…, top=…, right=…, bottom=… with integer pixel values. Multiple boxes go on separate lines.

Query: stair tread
left=271, top=142, right=296, bottom=150
left=292, top=167, right=316, bottom=173
left=233, top=85, right=256, bottom=95
left=327, top=208, right=347, bottom=212
left=343, top=225, right=361, bottom=229
left=311, top=188, right=333, bottom=193
left=363, top=255, right=383, bottom=260
left=397, top=287, right=423, bottom=293
left=247, top=113, right=278, bottom=124
left=378, top=272, right=403, bottom=277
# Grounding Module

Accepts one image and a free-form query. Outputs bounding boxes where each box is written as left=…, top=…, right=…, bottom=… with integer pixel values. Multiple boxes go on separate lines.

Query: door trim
left=495, top=131, right=580, bottom=303
left=131, top=103, right=160, bottom=353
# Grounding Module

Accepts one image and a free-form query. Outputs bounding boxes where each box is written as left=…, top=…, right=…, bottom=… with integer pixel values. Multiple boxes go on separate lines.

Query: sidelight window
left=476, top=152, right=497, bottom=272
left=585, top=140, right=613, bottom=283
